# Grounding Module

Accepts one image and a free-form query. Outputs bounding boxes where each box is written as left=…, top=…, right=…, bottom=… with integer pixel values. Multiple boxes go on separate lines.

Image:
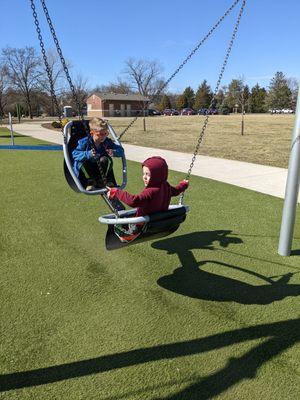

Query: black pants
left=78, top=156, right=117, bottom=188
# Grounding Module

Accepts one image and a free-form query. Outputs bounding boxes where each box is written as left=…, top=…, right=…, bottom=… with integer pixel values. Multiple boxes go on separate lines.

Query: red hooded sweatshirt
left=111, top=156, right=188, bottom=217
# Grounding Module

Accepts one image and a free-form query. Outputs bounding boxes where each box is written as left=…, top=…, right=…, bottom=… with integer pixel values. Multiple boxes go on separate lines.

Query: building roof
left=89, top=92, right=150, bottom=102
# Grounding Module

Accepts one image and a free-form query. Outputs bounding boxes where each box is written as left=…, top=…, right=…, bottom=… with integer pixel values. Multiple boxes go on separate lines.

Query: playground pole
left=278, top=83, right=300, bottom=256
left=8, top=112, right=15, bottom=146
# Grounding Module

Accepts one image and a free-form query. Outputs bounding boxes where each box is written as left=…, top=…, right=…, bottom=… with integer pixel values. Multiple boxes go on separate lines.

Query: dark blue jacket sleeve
left=104, top=138, right=124, bottom=157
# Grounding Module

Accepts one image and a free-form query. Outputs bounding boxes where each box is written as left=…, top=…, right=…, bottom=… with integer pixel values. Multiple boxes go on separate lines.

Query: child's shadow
left=152, top=231, right=300, bottom=305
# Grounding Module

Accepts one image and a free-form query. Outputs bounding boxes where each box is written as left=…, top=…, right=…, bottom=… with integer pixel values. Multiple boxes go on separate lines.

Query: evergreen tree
left=214, top=87, right=226, bottom=109
left=176, top=93, right=188, bottom=110
left=243, top=85, right=250, bottom=112
left=219, top=101, right=231, bottom=115
left=194, top=80, right=212, bottom=109
left=267, top=71, right=292, bottom=109
left=183, top=86, right=195, bottom=108
left=159, top=94, right=171, bottom=111
left=249, top=84, right=267, bottom=113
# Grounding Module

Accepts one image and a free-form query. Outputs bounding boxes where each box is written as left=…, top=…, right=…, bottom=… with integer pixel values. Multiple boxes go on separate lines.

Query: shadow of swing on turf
left=0, top=318, right=299, bottom=398
left=291, top=249, right=300, bottom=256
left=151, top=230, right=300, bottom=305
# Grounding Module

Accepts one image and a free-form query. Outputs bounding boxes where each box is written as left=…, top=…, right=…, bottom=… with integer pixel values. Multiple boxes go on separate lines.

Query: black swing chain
left=38, top=0, right=109, bottom=190
left=39, top=0, right=81, bottom=118
left=179, top=0, right=247, bottom=204
left=118, top=0, right=242, bottom=140
left=31, top=0, right=245, bottom=212
left=31, top=0, right=118, bottom=213
left=30, top=0, right=63, bottom=135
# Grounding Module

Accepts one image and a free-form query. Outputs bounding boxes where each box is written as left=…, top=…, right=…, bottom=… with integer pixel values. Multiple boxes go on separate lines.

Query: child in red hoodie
left=106, top=156, right=189, bottom=241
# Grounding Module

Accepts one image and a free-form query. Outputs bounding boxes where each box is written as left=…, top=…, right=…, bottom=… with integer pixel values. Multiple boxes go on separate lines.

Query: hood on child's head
left=142, top=156, right=168, bottom=187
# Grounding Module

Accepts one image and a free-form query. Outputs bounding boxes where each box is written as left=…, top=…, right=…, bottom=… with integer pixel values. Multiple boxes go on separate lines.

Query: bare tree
left=63, top=73, right=89, bottom=116
left=93, top=78, right=133, bottom=95
left=123, top=58, right=164, bottom=97
left=287, top=77, right=299, bottom=110
left=39, top=49, right=69, bottom=116
left=2, top=47, right=43, bottom=118
left=122, top=58, right=165, bottom=131
left=226, top=77, right=250, bottom=135
left=0, top=63, right=9, bottom=117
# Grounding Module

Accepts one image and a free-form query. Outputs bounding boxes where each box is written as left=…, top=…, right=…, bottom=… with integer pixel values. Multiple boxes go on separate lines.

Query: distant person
left=72, top=118, right=124, bottom=191
left=107, top=156, right=189, bottom=242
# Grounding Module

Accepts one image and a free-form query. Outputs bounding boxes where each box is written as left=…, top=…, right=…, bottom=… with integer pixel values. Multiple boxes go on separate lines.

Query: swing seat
left=63, top=120, right=127, bottom=195
left=99, top=205, right=189, bottom=250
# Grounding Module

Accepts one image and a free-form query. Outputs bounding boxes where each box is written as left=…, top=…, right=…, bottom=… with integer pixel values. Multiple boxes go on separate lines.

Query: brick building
left=86, top=93, right=150, bottom=118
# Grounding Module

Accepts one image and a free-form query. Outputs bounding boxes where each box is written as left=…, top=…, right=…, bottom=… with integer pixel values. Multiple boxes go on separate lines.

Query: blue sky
left=1, top=0, right=299, bottom=93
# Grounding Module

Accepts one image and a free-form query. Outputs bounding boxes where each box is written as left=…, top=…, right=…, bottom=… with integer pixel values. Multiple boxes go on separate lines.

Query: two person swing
left=30, top=0, right=246, bottom=250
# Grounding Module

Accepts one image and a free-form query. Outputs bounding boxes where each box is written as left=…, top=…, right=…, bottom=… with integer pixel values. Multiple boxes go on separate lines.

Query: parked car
left=208, top=108, right=219, bottom=115
left=269, top=109, right=281, bottom=114
left=198, top=108, right=219, bottom=115
left=148, top=108, right=161, bottom=116
left=269, top=108, right=294, bottom=114
left=281, top=108, right=294, bottom=114
left=163, top=108, right=179, bottom=116
left=181, top=108, right=196, bottom=115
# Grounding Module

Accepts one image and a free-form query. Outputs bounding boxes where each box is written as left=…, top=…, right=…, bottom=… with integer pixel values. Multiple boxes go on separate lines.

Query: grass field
left=0, top=135, right=299, bottom=399
left=13, top=113, right=296, bottom=168
left=107, top=114, right=295, bottom=168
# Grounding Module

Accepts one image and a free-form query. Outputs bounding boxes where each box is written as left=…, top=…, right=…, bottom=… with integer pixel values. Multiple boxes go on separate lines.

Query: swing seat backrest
left=67, top=120, right=90, bottom=164
left=63, top=120, right=91, bottom=193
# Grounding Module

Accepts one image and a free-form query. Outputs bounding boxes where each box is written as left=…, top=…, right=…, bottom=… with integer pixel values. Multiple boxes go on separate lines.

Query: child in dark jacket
left=72, top=118, right=124, bottom=190
left=107, top=156, right=189, bottom=241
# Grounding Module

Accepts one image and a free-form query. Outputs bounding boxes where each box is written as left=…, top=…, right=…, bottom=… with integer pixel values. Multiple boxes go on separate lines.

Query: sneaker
left=106, top=181, right=116, bottom=188
left=114, top=223, right=144, bottom=243
left=86, top=184, right=107, bottom=191
left=86, top=185, right=96, bottom=191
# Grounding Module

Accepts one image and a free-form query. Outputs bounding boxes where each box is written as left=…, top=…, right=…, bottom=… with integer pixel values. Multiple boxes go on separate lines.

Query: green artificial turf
left=0, top=127, right=53, bottom=146
left=0, top=147, right=299, bottom=399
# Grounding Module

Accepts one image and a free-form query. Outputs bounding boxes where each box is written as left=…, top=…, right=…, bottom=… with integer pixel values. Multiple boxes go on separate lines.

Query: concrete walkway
left=10, top=122, right=297, bottom=201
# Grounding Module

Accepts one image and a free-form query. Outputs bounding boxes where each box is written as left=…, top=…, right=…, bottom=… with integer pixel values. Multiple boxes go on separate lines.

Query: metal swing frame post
left=278, top=82, right=300, bottom=256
